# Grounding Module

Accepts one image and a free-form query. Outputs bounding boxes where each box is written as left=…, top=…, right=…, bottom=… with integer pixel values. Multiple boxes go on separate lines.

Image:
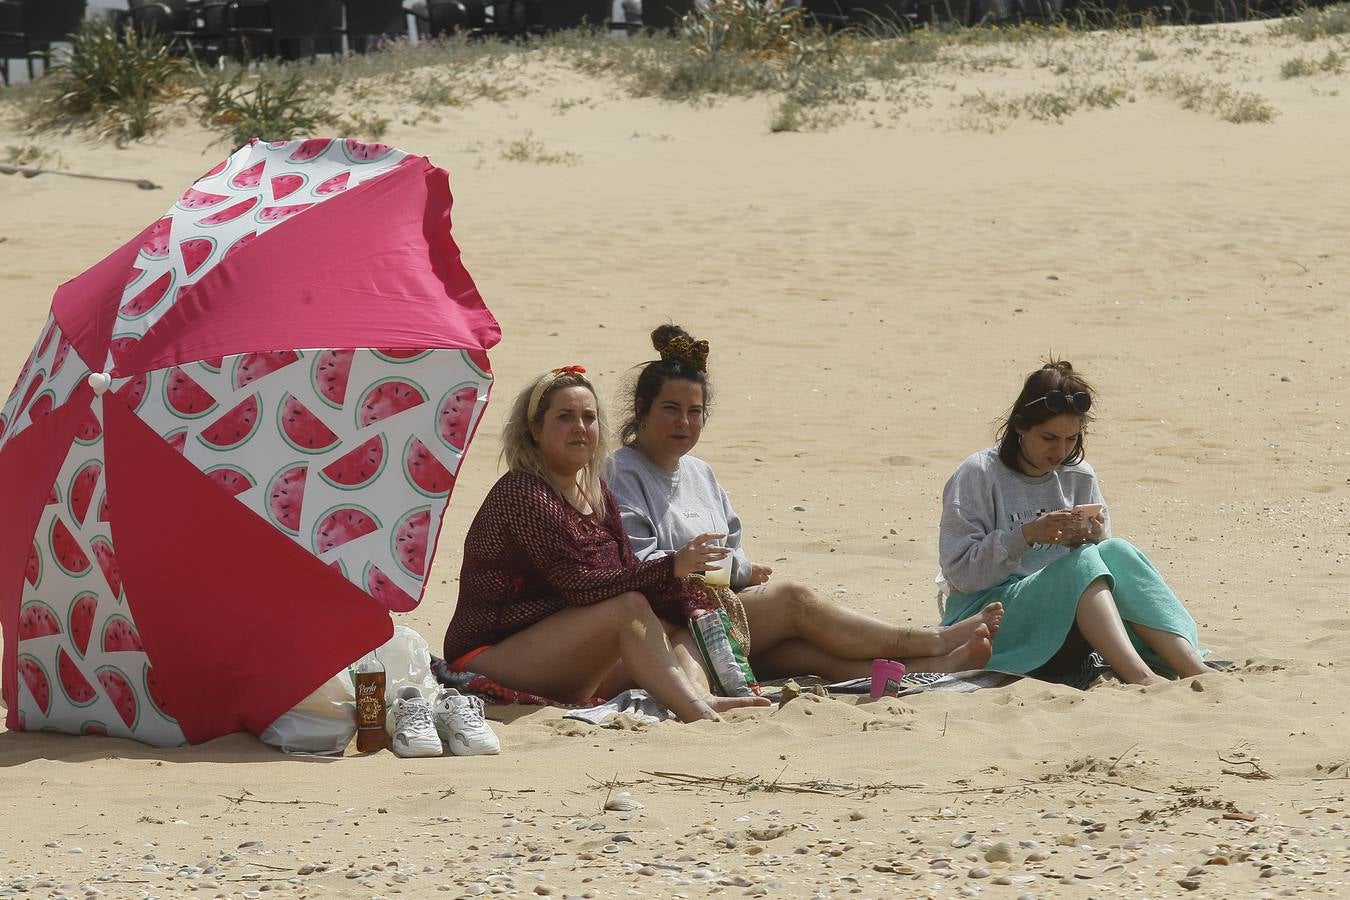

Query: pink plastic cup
left=870, top=659, right=907, bottom=699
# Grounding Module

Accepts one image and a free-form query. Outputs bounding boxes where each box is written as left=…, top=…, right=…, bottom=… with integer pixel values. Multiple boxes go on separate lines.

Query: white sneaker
left=388, top=686, right=443, bottom=758
left=433, top=688, right=500, bottom=756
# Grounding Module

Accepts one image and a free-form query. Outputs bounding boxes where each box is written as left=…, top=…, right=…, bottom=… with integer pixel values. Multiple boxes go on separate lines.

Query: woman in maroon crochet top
left=442, top=366, right=771, bottom=723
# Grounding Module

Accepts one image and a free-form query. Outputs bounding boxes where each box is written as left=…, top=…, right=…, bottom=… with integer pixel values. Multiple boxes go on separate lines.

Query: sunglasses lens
left=1045, top=391, right=1068, bottom=412
left=1072, top=392, right=1091, bottom=412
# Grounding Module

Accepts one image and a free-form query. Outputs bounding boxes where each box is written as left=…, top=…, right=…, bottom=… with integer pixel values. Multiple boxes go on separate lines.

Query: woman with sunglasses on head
left=442, top=366, right=771, bottom=723
left=939, top=360, right=1207, bottom=685
left=607, top=325, right=1006, bottom=683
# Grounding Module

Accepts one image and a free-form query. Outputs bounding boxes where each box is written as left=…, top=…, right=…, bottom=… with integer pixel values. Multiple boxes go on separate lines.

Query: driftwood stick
left=220, top=791, right=338, bottom=807
left=0, top=163, right=160, bottom=190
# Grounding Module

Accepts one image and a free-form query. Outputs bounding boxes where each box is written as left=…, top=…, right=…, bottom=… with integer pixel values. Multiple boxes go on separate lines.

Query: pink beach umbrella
left=0, top=138, right=500, bottom=746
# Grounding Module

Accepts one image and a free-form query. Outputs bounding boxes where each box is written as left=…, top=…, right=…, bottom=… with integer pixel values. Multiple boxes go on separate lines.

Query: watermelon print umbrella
left=0, top=137, right=500, bottom=746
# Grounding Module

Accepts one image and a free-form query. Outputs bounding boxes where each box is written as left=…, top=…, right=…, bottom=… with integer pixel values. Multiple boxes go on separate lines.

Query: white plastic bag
left=260, top=625, right=438, bottom=756
left=380, top=625, right=439, bottom=705
left=260, top=667, right=356, bottom=756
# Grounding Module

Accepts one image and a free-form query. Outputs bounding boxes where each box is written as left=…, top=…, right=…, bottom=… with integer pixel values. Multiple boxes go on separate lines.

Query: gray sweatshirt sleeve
left=939, top=457, right=1030, bottom=594
left=606, top=465, right=666, bottom=564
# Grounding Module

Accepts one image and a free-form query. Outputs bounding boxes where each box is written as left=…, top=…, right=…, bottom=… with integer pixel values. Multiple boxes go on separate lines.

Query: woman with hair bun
left=607, top=325, right=1004, bottom=682
left=939, top=360, right=1208, bottom=685
left=442, top=366, right=770, bottom=722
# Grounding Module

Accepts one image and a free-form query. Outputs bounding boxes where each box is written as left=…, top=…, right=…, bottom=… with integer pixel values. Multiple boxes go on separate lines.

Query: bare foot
left=676, top=694, right=772, bottom=723
left=939, top=603, right=1004, bottom=650
left=905, top=629, right=992, bottom=673
left=707, top=695, right=773, bottom=714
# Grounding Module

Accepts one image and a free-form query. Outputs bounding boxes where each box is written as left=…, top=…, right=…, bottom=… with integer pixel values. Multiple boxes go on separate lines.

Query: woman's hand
left=747, top=563, right=773, bottom=586
left=1075, top=510, right=1106, bottom=546
left=1023, top=510, right=1093, bottom=547
left=674, top=533, right=729, bottom=579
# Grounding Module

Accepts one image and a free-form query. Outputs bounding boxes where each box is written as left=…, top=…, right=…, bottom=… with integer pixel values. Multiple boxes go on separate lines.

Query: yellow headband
left=527, top=365, right=587, bottom=421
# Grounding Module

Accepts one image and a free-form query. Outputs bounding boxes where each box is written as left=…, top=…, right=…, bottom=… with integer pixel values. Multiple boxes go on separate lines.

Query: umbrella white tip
left=88, top=372, right=113, bottom=396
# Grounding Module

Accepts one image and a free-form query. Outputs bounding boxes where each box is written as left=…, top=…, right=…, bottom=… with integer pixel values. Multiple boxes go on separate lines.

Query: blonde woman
left=441, top=366, right=769, bottom=722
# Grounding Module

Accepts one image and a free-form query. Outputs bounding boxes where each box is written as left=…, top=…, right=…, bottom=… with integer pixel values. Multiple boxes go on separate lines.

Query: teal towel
left=942, top=538, right=1202, bottom=676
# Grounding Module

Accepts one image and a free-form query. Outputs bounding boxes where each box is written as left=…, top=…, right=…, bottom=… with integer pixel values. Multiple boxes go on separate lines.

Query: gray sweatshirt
left=939, top=447, right=1110, bottom=595
left=605, top=446, right=753, bottom=591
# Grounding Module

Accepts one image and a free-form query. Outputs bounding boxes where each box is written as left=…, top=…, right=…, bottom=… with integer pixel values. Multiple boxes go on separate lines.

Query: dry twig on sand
left=642, top=769, right=922, bottom=798
left=220, top=789, right=339, bottom=807
left=1218, top=752, right=1275, bottom=780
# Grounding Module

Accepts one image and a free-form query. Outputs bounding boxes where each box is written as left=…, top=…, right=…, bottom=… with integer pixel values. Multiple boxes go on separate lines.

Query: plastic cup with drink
left=701, top=537, right=732, bottom=588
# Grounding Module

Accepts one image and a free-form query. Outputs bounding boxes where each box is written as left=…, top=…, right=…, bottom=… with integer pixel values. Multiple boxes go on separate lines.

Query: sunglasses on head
left=1025, top=390, right=1092, bottom=413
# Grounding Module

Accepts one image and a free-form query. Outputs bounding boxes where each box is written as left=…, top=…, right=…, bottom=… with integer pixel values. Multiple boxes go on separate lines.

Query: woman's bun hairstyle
left=620, top=323, right=713, bottom=446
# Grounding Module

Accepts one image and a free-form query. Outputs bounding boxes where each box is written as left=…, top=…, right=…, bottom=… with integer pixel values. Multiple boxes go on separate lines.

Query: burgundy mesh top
left=443, top=470, right=711, bottom=662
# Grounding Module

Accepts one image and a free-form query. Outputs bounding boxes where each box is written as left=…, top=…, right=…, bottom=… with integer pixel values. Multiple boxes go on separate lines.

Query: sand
left=1, top=18, right=1348, bottom=899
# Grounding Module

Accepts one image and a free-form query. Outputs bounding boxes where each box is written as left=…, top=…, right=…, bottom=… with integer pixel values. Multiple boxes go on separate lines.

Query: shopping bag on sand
left=259, top=667, right=356, bottom=756
left=261, top=625, right=439, bottom=755
left=690, top=609, right=760, bottom=698
left=377, top=625, right=439, bottom=706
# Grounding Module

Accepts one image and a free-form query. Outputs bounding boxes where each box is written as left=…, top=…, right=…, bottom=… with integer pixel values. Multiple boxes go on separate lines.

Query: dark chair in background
left=0, top=0, right=86, bottom=84
left=226, top=0, right=339, bottom=59
left=490, top=0, right=532, bottom=35
left=635, top=0, right=694, bottom=31
left=0, top=0, right=24, bottom=86
left=416, top=0, right=490, bottom=36
left=535, top=0, right=614, bottom=32
left=128, top=0, right=201, bottom=41
left=337, top=0, right=410, bottom=51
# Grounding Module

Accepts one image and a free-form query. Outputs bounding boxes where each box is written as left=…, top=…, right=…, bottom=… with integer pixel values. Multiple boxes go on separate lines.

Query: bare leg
left=1074, top=578, right=1167, bottom=686
left=753, top=632, right=993, bottom=682
left=1129, top=622, right=1208, bottom=677
left=597, top=623, right=715, bottom=698
left=942, top=603, right=1005, bottom=645
left=902, top=631, right=992, bottom=673
left=740, top=582, right=1002, bottom=662
left=669, top=625, right=771, bottom=710
left=470, top=593, right=721, bottom=722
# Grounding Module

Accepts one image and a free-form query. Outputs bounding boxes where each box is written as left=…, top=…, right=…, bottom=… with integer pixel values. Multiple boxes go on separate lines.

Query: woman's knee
left=602, top=591, right=656, bottom=624
left=780, top=582, right=827, bottom=620
left=1078, top=576, right=1111, bottom=604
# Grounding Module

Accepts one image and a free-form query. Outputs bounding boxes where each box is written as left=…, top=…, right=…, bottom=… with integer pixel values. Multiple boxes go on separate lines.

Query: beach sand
left=1, top=19, right=1348, bottom=899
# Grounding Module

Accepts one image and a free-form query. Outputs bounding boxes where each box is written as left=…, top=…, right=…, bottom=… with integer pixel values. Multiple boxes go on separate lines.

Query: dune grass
left=4, top=2, right=1321, bottom=148
left=20, top=22, right=189, bottom=144
left=1269, top=3, right=1350, bottom=40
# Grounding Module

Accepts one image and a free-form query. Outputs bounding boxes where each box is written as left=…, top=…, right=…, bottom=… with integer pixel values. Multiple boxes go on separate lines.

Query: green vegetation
left=956, top=81, right=1128, bottom=129
left=1143, top=72, right=1278, bottom=123
left=1269, top=3, right=1350, bottom=40
left=25, top=22, right=187, bottom=144
left=498, top=131, right=581, bottom=164
left=1280, top=48, right=1344, bottom=78
left=5, top=1, right=1312, bottom=147
left=195, top=67, right=328, bottom=146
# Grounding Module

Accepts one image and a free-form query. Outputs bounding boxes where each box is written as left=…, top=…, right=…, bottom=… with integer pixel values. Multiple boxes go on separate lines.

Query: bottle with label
left=353, top=650, right=387, bottom=753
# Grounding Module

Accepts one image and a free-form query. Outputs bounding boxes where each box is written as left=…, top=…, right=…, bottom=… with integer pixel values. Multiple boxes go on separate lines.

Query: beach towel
left=823, top=655, right=1232, bottom=699
left=562, top=689, right=674, bottom=726
left=430, top=655, right=609, bottom=709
